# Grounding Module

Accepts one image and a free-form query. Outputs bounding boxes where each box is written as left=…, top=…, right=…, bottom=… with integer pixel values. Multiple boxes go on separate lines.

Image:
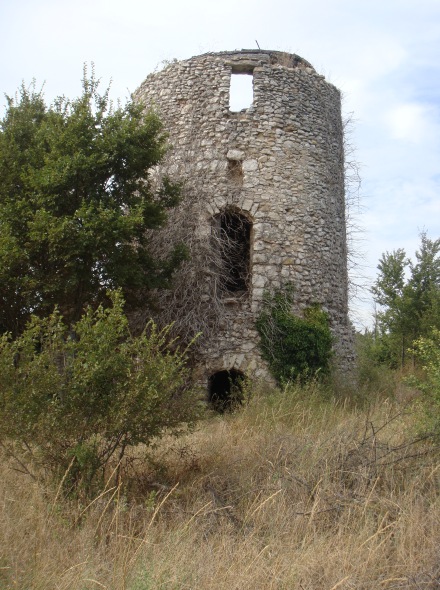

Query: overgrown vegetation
left=410, top=328, right=440, bottom=436
left=256, top=286, right=333, bottom=384
left=1, top=67, right=440, bottom=588
left=372, top=232, right=440, bottom=368
left=0, top=69, right=185, bottom=336
left=1, top=380, right=439, bottom=590
left=0, top=291, right=200, bottom=495
left=364, top=231, right=440, bottom=437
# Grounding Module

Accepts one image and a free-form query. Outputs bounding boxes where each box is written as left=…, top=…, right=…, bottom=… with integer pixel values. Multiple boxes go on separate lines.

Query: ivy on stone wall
left=256, top=286, right=333, bottom=384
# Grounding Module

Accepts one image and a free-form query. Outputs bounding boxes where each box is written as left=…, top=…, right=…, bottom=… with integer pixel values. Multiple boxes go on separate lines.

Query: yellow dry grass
left=1, top=381, right=439, bottom=589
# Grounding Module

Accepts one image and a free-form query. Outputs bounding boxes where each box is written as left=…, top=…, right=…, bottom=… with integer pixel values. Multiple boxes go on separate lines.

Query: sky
left=1, top=0, right=439, bottom=329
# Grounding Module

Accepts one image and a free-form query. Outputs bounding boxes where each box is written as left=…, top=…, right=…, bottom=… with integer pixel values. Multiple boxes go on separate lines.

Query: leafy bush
left=410, top=328, right=440, bottom=435
left=256, top=287, right=333, bottom=384
left=0, top=291, right=200, bottom=494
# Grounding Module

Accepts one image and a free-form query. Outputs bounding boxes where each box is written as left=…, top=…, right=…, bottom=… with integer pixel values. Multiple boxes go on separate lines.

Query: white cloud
left=386, top=103, right=437, bottom=143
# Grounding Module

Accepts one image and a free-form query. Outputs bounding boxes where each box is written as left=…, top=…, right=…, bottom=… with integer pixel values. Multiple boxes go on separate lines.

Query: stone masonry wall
left=135, top=50, right=355, bottom=384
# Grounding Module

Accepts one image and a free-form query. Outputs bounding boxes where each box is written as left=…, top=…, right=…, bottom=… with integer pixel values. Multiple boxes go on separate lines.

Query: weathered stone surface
left=227, top=149, right=245, bottom=160
left=135, top=49, right=356, bottom=383
left=242, top=159, right=258, bottom=172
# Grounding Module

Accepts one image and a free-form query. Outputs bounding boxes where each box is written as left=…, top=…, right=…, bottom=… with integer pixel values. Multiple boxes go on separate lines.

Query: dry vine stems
left=139, top=159, right=253, bottom=353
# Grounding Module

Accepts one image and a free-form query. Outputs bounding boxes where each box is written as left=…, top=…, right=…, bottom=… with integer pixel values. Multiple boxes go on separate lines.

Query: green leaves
left=409, top=328, right=440, bottom=436
left=0, top=72, right=183, bottom=335
left=0, top=292, right=200, bottom=494
left=256, top=287, right=333, bottom=384
left=372, top=248, right=407, bottom=308
left=372, top=233, right=440, bottom=368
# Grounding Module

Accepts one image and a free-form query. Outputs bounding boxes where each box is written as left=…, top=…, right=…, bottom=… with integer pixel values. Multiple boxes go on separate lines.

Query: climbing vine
left=256, top=286, right=333, bottom=384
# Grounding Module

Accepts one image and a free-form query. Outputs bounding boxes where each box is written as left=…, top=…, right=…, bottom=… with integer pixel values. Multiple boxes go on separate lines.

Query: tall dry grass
left=1, top=381, right=439, bottom=589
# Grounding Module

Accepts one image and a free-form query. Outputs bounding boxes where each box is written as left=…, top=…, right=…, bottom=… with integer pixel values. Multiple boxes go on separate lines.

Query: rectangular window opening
left=213, top=210, right=252, bottom=295
left=229, top=70, right=254, bottom=112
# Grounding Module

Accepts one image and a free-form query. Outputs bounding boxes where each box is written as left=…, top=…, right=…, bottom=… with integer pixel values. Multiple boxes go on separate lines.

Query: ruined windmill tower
left=135, top=50, right=355, bottom=403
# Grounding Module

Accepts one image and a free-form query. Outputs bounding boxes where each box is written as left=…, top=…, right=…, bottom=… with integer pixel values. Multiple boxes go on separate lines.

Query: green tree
left=372, top=233, right=440, bottom=367
left=371, top=249, right=414, bottom=366
left=0, top=291, right=200, bottom=494
left=409, top=233, right=440, bottom=336
left=0, top=70, right=185, bottom=336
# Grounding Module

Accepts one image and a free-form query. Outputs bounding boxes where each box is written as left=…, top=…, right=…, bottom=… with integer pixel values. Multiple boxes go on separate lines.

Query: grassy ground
left=1, top=379, right=439, bottom=589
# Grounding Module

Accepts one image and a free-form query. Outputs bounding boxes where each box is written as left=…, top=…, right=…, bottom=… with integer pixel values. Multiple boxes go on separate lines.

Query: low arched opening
left=208, top=369, right=245, bottom=413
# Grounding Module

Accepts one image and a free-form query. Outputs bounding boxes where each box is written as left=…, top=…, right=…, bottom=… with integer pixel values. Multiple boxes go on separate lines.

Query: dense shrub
left=256, top=287, right=333, bottom=384
left=0, top=291, right=200, bottom=494
left=410, top=328, right=440, bottom=436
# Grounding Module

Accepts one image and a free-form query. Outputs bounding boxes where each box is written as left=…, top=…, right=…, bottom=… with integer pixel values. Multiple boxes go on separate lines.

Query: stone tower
left=135, top=50, right=355, bottom=401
